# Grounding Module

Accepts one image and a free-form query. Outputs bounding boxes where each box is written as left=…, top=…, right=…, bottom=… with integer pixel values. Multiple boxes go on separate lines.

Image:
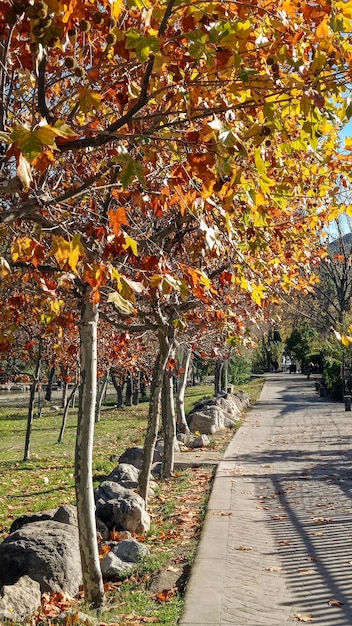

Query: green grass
left=0, top=376, right=264, bottom=624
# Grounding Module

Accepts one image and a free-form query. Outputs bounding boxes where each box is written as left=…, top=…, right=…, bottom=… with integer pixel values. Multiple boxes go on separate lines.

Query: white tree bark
left=162, top=365, right=177, bottom=478
left=75, top=292, right=105, bottom=608
left=138, top=327, right=173, bottom=506
left=176, top=344, right=192, bottom=434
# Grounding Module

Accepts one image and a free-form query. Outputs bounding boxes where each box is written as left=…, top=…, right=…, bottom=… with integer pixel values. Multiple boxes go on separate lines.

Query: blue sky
left=339, top=118, right=352, bottom=144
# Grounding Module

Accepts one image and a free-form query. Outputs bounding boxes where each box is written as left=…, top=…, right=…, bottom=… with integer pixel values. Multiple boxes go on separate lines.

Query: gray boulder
left=100, top=538, right=149, bottom=579
left=100, top=552, right=134, bottom=578
left=0, top=575, right=41, bottom=622
left=9, top=510, right=56, bottom=533
left=188, top=392, right=249, bottom=434
left=9, top=504, right=76, bottom=534
left=105, top=463, right=140, bottom=489
left=118, top=446, right=162, bottom=469
left=95, top=481, right=150, bottom=535
left=177, top=433, right=210, bottom=448
left=53, top=504, right=78, bottom=526
left=110, top=538, right=150, bottom=562
left=0, top=520, right=82, bottom=596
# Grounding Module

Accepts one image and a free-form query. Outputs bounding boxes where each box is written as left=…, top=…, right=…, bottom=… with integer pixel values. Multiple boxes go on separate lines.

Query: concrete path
left=179, top=373, right=352, bottom=626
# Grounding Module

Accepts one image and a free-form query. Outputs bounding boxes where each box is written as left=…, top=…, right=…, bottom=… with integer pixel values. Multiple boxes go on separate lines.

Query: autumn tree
left=1, top=0, right=352, bottom=607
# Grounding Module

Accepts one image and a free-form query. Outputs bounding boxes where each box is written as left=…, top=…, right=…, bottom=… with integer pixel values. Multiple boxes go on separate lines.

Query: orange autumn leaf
left=108, top=207, right=130, bottom=237
left=153, top=587, right=176, bottom=603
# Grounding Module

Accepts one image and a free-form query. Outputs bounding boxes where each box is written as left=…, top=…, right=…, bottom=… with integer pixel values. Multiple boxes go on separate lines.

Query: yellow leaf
left=107, top=291, right=137, bottom=314
left=336, top=0, right=352, bottom=18
left=110, top=0, right=124, bottom=19
left=68, top=234, right=85, bottom=274
left=0, top=257, right=11, bottom=277
left=16, top=153, right=32, bottom=191
left=316, top=17, right=331, bottom=38
left=122, top=234, right=138, bottom=256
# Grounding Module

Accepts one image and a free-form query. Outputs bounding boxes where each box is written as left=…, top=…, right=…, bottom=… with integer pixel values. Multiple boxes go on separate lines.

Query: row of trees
left=1, top=0, right=352, bottom=608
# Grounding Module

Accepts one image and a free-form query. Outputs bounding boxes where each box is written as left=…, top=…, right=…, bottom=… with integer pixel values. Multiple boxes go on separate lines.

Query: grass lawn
left=0, top=376, right=264, bottom=624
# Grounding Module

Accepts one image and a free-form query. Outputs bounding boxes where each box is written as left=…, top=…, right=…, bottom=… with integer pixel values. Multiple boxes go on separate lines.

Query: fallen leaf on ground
left=271, top=514, right=287, bottom=520
left=313, top=517, right=333, bottom=524
left=265, top=566, right=282, bottom=572
left=292, top=613, right=314, bottom=622
left=213, top=511, right=232, bottom=516
left=153, top=588, right=176, bottom=603
left=328, top=599, right=344, bottom=607
left=298, top=568, right=315, bottom=575
left=235, top=545, right=253, bottom=551
left=279, top=540, right=291, bottom=546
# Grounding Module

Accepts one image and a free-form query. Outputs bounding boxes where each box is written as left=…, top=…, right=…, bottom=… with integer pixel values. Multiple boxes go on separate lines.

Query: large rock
left=95, top=481, right=150, bottom=535
left=105, top=463, right=140, bottom=489
left=53, top=504, right=78, bottom=526
left=118, top=446, right=162, bottom=469
left=0, top=575, right=41, bottom=622
left=9, top=504, right=77, bottom=534
left=110, top=538, right=150, bottom=563
left=100, top=538, right=150, bottom=579
left=100, top=552, right=134, bottom=578
left=0, top=520, right=82, bottom=596
left=9, top=510, right=56, bottom=534
left=187, top=392, right=249, bottom=434
left=177, top=433, right=210, bottom=448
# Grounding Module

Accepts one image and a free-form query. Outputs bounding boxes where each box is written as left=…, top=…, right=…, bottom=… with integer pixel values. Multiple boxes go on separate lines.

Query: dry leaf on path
left=213, top=511, right=232, bottom=516
left=293, top=612, right=314, bottom=622
left=265, top=566, right=282, bottom=572
left=298, top=568, right=315, bottom=575
left=279, top=540, right=291, bottom=546
left=328, top=599, right=344, bottom=607
left=235, top=545, right=253, bottom=551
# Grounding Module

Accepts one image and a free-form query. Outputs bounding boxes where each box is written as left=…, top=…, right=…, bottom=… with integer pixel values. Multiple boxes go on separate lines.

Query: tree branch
left=37, top=56, right=57, bottom=125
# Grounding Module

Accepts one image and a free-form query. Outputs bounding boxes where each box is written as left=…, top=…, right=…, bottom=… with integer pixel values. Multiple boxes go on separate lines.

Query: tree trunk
left=23, top=339, right=42, bottom=461
left=61, top=376, right=69, bottom=409
left=57, top=382, right=78, bottom=443
left=45, top=365, right=56, bottom=401
left=132, top=370, right=140, bottom=405
left=125, top=371, right=133, bottom=406
left=176, top=345, right=191, bottom=434
left=161, top=365, right=178, bottom=478
left=138, top=328, right=173, bottom=506
left=75, top=292, right=104, bottom=608
left=111, top=370, right=124, bottom=407
left=37, top=384, right=44, bottom=419
left=95, top=366, right=110, bottom=423
left=223, top=358, right=229, bottom=392
left=214, top=359, right=223, bottom=394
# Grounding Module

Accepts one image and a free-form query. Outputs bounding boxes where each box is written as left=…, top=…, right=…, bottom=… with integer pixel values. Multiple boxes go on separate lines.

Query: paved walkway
left=179, top=373, right=352, bottom=626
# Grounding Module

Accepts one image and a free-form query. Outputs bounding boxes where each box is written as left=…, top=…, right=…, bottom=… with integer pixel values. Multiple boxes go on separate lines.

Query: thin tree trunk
left=57, top=382, right=78, bottom=443
left=138, top=328, right=173, bottom=506
left=111, top=370, right=124, bottom=407
left=24, top=339, right=42, bottom=461
left=125, top=371, right=133, bottom=406
left=161, top=365, right=178, bottom=478
left=176, top=345, right=191, bottom=434
left=37, top=384, right=44, bottom=419
left=45, top=365, right=56, bottom=401
left=214, top=359, right=223, bottom=394
left=61, top=377, right=69, bottom=409
left=223, top=358, right=229, bottom=392
left=95, top=366, right=110, bottom=423
left=132, top=370, right=140, bottom=405
left=75, top=292, right=104, bottom=608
